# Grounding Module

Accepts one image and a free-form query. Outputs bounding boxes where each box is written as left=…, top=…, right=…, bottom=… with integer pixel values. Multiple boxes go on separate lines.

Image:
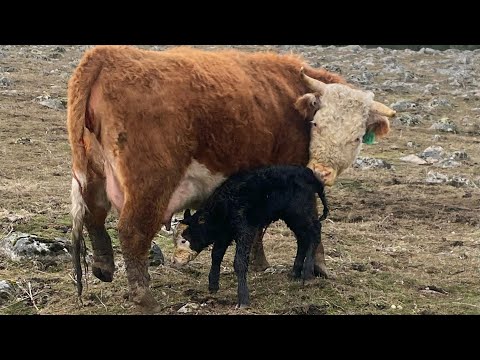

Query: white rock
left=400, top=154, right=427, bottom=165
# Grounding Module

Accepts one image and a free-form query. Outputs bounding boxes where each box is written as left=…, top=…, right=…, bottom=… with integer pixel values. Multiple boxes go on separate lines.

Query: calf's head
left=297, top=68, right=395, bottom=186
left=171, top=209, right=209, bottom=267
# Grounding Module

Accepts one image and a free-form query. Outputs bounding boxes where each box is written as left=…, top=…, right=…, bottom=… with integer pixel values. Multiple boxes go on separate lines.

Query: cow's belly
left=163, top=160, right=226, bottom=225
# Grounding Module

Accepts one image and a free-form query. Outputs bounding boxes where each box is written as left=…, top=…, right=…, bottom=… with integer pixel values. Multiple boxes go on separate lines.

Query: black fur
left=180, top=165, right=329, bottom=308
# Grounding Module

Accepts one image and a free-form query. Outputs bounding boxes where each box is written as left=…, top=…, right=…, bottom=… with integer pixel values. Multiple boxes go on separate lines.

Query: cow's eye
left=181, top=240, right=187, bottom=244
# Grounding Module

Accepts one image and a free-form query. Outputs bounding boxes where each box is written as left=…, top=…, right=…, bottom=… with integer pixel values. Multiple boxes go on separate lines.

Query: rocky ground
left=0, top=45, right=479, bottom=315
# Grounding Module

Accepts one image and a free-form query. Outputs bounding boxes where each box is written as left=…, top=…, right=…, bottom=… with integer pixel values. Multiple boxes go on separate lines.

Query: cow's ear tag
left=363, top=131, right=375, bottom=145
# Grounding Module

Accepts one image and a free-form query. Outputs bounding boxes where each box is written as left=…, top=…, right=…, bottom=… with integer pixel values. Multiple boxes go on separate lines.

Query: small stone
left=0, top=280, right=14, bottom=303
left=177, top=302, right=199, bottom=313
left=451, top=151, right=468, bottom=161
left=354, top=157, right=393, bottom=170
left=391, top=304, right=397, bottom=309
left=430, top=118, right=457, bottom=133
left=400, top=154, right=427, bottom=165
left=0, top=77, right=12, bottom=87
left=390, top=100, right=418, bottom=112
left=39, top=98, right=66, bottom=110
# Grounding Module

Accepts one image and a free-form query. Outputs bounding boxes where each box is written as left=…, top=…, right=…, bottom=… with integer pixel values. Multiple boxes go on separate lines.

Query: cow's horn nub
left=370, top=102, right=396, bottom=118
left=300, top=67, right=396, bottom=118
left=300, top=67, right=327, bottom=93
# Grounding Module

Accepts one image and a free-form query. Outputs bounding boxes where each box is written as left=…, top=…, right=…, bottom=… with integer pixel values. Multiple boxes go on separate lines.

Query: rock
left=343, top=45, right=363, bottom=52
left=432, top=134, right=443, bottom=142
left=38, top=98, right=66, bottom=110
left=323, top=64, right=342, bottom=74
left=426, top=171, right=449, bottom=184
left=390, top=100, right=418, bottom=112
left=0, top=77, right=12, bottom=87
left=393, top=113, right=422, bottom=126
left=449, top=176, right=470, bottom=187
left=418, top=145, right=445, bottom=163
left=0, top=280, right=14, bottom=304
left=351, top=263, right=367, bottom=272
left=423, top=84, right=439, bottom=95
left=451, top=150, right=468, bottom=161
left=425, top=171, right=471, bottom=187
left=177, top=302, right=199, bottom=313
left=428, top=98, right=451, bottom=109
left=0, top=232, right=71, bottom=262
left=15, top=137, right=32, bottom=145
left=399, top=154, right=427, bottom=165
left=434, top=159, right=462, bottom=168
left=0, top=66, right=15, bottom=72
left=353, top=157, right=393, bottom=170
left=149, top=241, right=164, bottom=266
left=53, top=46, right=66, bottom=53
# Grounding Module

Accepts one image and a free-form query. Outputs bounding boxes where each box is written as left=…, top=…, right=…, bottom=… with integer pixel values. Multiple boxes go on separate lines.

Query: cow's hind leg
left=118, top=193, right=165, bottom=311
left=249, top=228, right=270, bottom=272
left=83, top=176, right=115, bottom=282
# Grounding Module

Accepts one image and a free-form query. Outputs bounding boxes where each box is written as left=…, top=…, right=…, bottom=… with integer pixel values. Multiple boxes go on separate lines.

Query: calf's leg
left=249, top=227, right=270, bottom=272
left=208, top=242, right=228, bottom=293
left=233, top=227, right=256, bottom=308
left=314, top=242, right=329, bottom=278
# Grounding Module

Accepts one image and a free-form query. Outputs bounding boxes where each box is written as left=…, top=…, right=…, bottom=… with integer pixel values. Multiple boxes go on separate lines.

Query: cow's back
left=88, top=46, right=318, bottom=176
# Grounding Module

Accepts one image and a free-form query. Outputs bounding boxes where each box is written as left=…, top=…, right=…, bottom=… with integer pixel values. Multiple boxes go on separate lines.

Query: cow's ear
left=309, top=93, right=321, bottom=110
left=366, top=113, right=390, bottom=139
left=183, top=209, right=191, bottom=220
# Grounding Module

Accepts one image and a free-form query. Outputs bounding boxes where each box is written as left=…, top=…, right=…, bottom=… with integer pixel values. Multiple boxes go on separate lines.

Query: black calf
left=177, top=165, right=329, bottom=308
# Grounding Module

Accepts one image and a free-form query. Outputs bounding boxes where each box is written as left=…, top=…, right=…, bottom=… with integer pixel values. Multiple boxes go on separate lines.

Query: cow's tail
left=313, top=175, right=329, bottom=222
left=67, top=47, right=106, bottom=298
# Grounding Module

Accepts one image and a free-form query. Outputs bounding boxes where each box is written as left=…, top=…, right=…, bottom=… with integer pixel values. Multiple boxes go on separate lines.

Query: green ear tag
left=363, top=131, right=375, bottom=145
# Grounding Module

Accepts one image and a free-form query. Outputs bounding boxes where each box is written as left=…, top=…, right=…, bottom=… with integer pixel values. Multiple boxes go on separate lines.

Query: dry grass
left=1, top=45, right=479, bottom=315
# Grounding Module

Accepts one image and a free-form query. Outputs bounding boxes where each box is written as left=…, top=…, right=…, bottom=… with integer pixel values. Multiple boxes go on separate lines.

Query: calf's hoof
left=314, top=264, right=329, bottom=279
left=208, top=285, right=219, bottom=294
left=250, top=258, right=270, bottom=272
left=235, top=303, right=250, bottom=310
left=302, top=270, right=316, bottom=282
left=288, top=269, right=302, bottom=280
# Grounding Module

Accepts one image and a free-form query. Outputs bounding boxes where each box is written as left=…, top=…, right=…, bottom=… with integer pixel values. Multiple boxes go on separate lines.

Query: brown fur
left=67, top=45, right=385, bottom=307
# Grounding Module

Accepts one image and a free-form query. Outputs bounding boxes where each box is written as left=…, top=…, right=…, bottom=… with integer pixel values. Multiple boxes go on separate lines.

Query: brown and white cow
left=172, top=71, right=395, bottom=277
left=67, top=45, right=394, bottom=310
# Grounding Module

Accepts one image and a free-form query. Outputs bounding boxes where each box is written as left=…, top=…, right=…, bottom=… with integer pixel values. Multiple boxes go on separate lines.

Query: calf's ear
left=183, top=209, right=191, bottom=219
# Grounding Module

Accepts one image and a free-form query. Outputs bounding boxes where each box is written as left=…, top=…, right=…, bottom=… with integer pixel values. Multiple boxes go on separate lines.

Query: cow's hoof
left=314, top=264, right=329, bottom=279
left=92, top=255, right=115, bottom=282
left=130, top=287, right=159, bottom=312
